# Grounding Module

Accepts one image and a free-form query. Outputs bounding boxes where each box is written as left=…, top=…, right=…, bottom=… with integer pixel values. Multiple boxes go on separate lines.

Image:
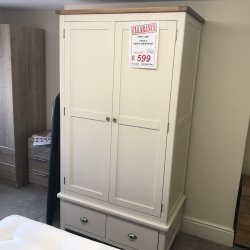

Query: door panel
left=68, top=117, right=111, bottom=199
left=117, top=21, right=175, bottom=125
left=64, top=22, right=115, bottom=201
left=69, top=22, right=114, bottom=119
left=110, top=21, right=177, bottom=215
left=115, top=125, right=160, bottom=209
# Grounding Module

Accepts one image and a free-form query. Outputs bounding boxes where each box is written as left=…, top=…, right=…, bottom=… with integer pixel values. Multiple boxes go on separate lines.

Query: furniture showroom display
left=0, top=24, right=46, bottom=187
left=57, top=6, right=204, bottom=250
left=0, top=215, right=117, bottom=250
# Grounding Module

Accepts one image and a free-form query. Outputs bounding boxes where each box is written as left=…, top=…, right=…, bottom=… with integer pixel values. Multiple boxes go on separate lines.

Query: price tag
left=33, top=134, right=51, bottom=146
left=129, top=21, right=159, bottom=69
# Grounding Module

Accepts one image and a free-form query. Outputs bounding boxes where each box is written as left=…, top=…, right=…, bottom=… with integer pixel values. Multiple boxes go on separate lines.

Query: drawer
left=0, top=145, right=15, bottom=165
left=107, top=217, right=158, bottom=250
left=29, top=169, right=48, bottom=187
left=28, top=157, right=49, bottom=173
left=237, top=213, right=250, bottom=231
left=64, top=202, right=106, bottom=237
left=235, top=228, right=250, bottom=248
left=239, top=195, right=250, bottom=214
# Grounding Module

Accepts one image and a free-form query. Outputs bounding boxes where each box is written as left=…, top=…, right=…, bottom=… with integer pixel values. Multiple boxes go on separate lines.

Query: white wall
left=0, top=10, right=59, bottom=129
left=1, top=0, right=250, bottom=246
left=168, top=0, right=250, bottom=245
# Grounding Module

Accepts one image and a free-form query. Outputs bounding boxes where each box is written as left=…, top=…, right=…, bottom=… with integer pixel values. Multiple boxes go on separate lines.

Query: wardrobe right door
left=109, top=20, right=177, bottom=216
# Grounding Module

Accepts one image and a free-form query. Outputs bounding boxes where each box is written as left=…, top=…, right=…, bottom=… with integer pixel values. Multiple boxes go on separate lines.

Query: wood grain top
left=56, top=6, right=205, bottom=23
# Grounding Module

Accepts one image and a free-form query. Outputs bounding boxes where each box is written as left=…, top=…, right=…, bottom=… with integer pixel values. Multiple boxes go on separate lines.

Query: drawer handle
left=32, top=170, right=48, bottom=177
left=80, top=217, right=88, bottom=223
left=31, top=156, right=48, bottom=162
left=128, top=233, right=137, bottom=240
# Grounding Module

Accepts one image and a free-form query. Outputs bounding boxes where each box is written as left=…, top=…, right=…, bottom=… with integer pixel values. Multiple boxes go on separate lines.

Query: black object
left=46, top=94, right=60, bottom=225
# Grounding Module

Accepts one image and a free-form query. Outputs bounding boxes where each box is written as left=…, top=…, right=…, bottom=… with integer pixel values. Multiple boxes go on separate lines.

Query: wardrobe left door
left=63, top=22, right=115, bottom=201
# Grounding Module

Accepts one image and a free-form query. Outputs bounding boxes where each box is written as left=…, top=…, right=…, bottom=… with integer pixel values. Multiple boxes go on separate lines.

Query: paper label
left=33, top=135, right=51, bottom=146
left=129, top=21, right=159, bottom=69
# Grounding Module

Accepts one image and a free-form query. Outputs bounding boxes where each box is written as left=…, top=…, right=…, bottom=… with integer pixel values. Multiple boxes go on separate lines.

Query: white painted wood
left=64, top=201, right=106, bottom=237
left=159, top=14, right=203, bottom=225
left=159, top=13, right=186, bottom=224
left=59, top=10, right=203, bottom=250
left=60, top=199, right=65, bottom=230
left=65, top=22, right=114, bottom=119
left=118, top=116, right=160, bottom=131
left=65, top=117, right=111, bottom=200
left=164, top=15, right=202, bottom=222
left=59, top=16, right=66, bottom=231
left=107, top=216, right=158, bottom=250
left=63, top=21, right=115, bottom=201
left=65, top=223, right=136, bottom=250
left=111, top=126, right=162, bottom=214
left=70, top=109, right=107, bottom=122
left=60, top=15, right=66, bottom=197
left=158, top=208, right=182, bottom=250
left=109, top=21, right=177, bottom=216
left=58, top=192, right=168, bottom=230
left=168, top=124, right=190, bottom=219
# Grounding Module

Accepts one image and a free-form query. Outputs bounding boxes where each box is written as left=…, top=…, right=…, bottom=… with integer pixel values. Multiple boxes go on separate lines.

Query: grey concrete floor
left=0, top=181, right=247, bottom=250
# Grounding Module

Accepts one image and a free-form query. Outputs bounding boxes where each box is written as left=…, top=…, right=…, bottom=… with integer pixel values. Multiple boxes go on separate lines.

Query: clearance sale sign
left=129, top=21, right=159, bottom=69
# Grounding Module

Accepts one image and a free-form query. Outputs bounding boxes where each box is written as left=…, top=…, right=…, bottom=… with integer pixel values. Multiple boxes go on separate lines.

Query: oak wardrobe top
left=56, top=6, right=205, bottom=23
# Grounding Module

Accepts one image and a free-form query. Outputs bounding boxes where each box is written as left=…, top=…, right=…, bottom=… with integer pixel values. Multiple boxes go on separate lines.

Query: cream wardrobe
left=57, top=7, right=204, bottom=250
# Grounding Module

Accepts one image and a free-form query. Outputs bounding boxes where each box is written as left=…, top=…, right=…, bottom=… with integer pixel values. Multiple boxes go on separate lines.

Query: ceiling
left=0, top=0, right=191, bottom=10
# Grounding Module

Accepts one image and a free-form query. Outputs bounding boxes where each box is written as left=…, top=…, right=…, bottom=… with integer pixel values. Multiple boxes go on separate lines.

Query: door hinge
left=63, top=29, right=65, bottom=39
left=64, top=107, right=65, bottom=116
left=64, top=177, right=66, bottom=184
left=167, top=122, right=170, bottom=133
left=161, top=203, right=164, bottom=212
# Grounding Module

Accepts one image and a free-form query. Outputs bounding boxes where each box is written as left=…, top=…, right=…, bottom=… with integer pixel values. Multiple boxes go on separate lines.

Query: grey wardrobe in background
left=0, top=24, right=46, bottom=187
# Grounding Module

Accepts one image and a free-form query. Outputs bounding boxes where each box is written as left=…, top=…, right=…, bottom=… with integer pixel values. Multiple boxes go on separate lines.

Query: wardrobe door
left=64, top=22, right=115, bottom=201
left=109, top=21, right=177, bottom=216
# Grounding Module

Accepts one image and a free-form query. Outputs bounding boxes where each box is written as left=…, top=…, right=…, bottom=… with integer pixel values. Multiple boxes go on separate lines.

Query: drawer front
left=28, top=138, right=50, bottom=160
left=64, top=202, right=106, bottom=237
left=29, top=169, right=48, bottom=187
left=239, top=195, right=250, bottom=214
left=107, top=217, right=158, bottom=250
left=0, top=145, right=15, bottom=165
left=28, top=157, right=49, bottom=173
